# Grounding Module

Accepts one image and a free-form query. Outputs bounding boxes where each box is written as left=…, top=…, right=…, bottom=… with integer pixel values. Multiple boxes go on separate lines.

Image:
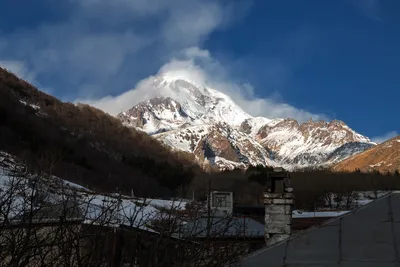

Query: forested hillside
left=0, top=67, right=199, bottom=197
left=189, top=165, right=400, bottom=209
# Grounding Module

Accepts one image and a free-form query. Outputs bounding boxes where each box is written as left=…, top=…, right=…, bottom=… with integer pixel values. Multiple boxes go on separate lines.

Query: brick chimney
left=264, top=167, right=294, bottom=247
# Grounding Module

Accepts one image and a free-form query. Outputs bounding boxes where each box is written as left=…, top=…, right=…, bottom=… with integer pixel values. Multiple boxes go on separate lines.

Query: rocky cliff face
left=152, top=123, right=276, bottom=171
left=117, top=72, right=374, bottom=170
left=241, top=118, right=373, bottom=168
left=117, top=97, right=191, bottom=134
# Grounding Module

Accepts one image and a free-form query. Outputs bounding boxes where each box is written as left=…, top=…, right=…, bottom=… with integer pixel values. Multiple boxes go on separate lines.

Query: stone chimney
left=264, top=167, right=294, bottom=247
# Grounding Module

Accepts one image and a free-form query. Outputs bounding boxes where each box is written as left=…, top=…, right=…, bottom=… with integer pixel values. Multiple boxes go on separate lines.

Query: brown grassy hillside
left=0, top=67, right=199, bottom=197
left=333, top=136, right=400, bottom=173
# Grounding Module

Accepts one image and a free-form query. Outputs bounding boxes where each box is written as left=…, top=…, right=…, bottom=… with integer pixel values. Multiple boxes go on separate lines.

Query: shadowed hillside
left=0, top=67, right=199, bottom=197
left=188, top=166, right=400, bottom=210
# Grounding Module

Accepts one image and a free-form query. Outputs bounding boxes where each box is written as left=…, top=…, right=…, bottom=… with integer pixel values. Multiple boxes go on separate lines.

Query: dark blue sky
left=206, top=0, right=400, bottom=141
left=0, top=0, right=399, bottom=141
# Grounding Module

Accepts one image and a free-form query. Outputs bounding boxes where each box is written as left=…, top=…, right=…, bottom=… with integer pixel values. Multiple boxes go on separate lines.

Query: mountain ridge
left=117, top=73, right=375, bottom=170
left=333, top=136, right=400, bottom=173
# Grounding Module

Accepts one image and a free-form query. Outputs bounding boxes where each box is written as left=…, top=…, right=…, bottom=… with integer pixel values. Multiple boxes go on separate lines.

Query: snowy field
left=0, top=151, right=190, bottom=231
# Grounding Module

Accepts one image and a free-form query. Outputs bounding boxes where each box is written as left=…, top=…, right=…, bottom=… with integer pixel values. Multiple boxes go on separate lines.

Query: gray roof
left=11, top=200, right=84, bottom=224
left=177, top=216, right=264, bottom=239
left=240, top=191, right=400, bottom=267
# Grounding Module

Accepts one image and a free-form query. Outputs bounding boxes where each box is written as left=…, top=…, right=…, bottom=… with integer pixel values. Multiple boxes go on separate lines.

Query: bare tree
left=1, top=152, right=249, bottom=267
left=343, top=191, right=359, bottom=209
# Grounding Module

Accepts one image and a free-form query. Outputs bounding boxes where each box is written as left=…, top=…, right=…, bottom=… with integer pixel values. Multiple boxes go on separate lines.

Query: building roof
left=240, top=191, right=400, bottom=266
left=177, top=216, right=265, bottom=239
left=10, top=200, right=84, bottom=224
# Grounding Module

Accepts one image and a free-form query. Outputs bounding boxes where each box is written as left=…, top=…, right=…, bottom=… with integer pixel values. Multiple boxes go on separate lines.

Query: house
left=0, top=196, right=195, bottom=267
left=176, top=215, right=265, bottom=253
left=240, top=191, right=400, bottom=266
left=233, top=205, right=350, bottom=231
left=210, top=191, right=234, bottom=216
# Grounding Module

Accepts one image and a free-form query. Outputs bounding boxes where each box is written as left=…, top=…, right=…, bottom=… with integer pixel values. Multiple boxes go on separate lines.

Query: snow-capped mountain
left=152, top=122, right=277, bottom=170
left=117, top=73, right=375, bottom=170
left=241, top=118, right=374, bottom=168
left=118, top=72, right=250, bottom=134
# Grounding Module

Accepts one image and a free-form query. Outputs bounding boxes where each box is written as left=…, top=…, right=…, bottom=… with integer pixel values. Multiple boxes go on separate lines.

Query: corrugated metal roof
left=177, top=216, right=264, bottom=238
left=240, top=192, right=400, bottom=266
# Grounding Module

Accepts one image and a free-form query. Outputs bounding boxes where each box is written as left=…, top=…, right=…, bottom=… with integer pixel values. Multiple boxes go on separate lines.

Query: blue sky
left=0, top=0, right=399, bottom=142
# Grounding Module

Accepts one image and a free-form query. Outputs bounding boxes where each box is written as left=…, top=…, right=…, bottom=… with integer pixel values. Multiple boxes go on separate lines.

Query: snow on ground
left=145, top=198, right=189, bottom=210
left=61, top=179, right=90, bottom=191
left=210, top=156, right=247, bottom=171
left=0, top=151, right=190, bottom=231
left=156, top=122, right=278, bottom=168
left=19, top=100, right=40, bottom=110
left=1, top=150, right=394, bottom=228
left=80, top=193, right=160, bottom=231
left=293, top=190, right=391, bottom=218
left=369, top=161, right=385, bottom=168
left=241, top=117, right=273, bottom=136
left=0, top=166, right=36, bottom=219
left=292, top=210, right=350, bottom=218
left=155, top=124, right=209, bottom=152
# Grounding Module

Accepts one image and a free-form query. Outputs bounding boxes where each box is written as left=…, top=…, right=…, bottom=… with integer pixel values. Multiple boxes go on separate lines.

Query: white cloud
left=371, top=131, right=399, bottom=144
left=1, top=0, right=245, bottom=99
left=2, top=0, right=326, bottom=123
left=81, top=47, right=327, bottom=122
left=183, top=47, right=211, bottom=60
left=161, top=2, right=223, bottom=46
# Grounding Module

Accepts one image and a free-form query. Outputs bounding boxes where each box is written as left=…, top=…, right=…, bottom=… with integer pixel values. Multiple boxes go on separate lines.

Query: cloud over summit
left=1, top=0, right=326, bottom=123
left=81, top=47, right=327, bottom=122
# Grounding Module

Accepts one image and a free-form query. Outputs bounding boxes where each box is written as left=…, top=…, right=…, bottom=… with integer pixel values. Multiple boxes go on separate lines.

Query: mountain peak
left=155, top=70, right=208, bottom=91
left=329, top=119, right=346, bottom=126
left=118, top=74, right=251, bottom=132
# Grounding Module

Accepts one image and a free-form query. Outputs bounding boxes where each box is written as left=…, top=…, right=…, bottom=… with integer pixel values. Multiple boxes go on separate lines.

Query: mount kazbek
left=116, top=71, right=375, bottom=170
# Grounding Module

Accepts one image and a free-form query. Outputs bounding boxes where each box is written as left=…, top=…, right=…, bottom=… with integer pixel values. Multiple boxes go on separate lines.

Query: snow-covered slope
left=244, top=118, right=374, bottom=169
left=117, top=73, right=374, bottom=170
left=118, top=97, right=192, bottom=134
left=153, top=123, right=277, bottom=170
left=117, top=73, right=250, bottom=134
left=325, top=142, right=375, bottom=166
left=0, top=151, right=188, bottom=227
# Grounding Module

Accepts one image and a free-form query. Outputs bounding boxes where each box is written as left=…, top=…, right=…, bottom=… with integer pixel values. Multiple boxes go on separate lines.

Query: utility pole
left=202, top=157, right=212, bottom=238
left=110, top=188, right=122, bottom=267
left=110, top=227, right=122, bottom=267
left=206, top=174, right=211, bottom=238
